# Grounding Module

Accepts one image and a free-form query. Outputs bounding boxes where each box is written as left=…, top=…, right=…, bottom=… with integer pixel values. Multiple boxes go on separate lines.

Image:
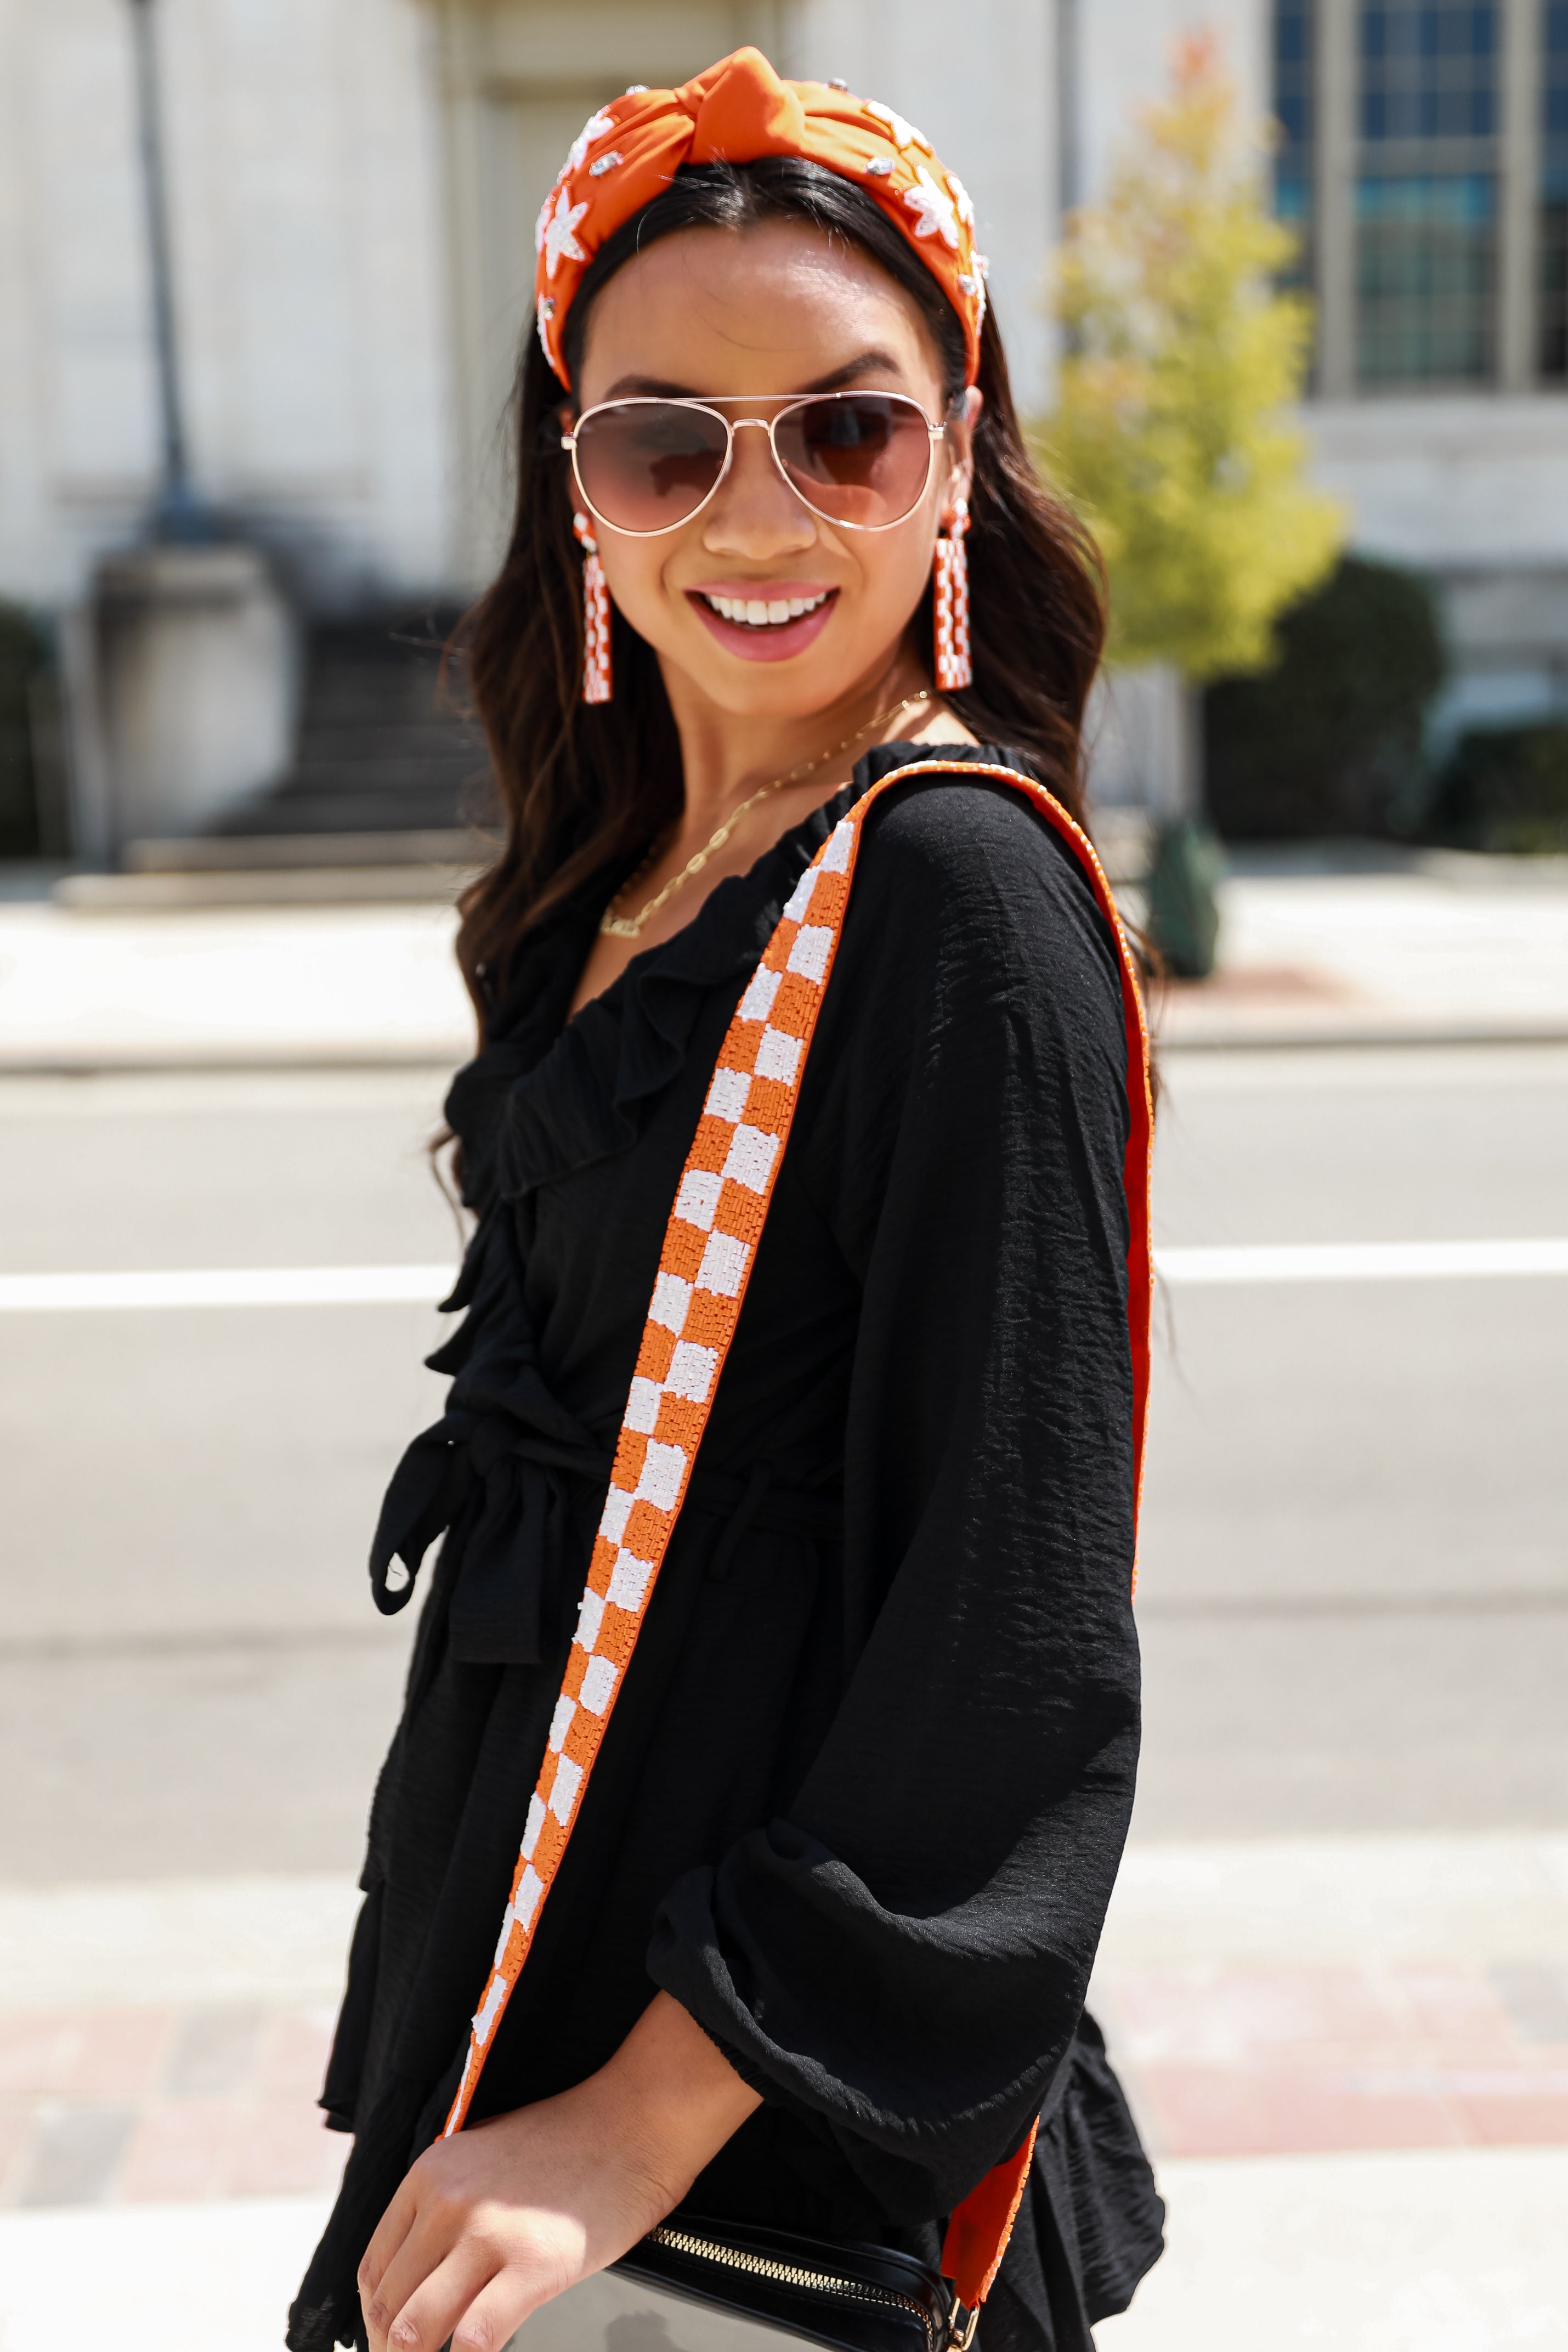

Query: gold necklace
left=599, top=691, right=932, bottom=941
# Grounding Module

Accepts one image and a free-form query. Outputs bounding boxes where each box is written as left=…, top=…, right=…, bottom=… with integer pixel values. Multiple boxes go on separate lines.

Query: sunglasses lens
left=573, top=403, right=729, bottom=532
left=774, top=394, right=934, bottom=527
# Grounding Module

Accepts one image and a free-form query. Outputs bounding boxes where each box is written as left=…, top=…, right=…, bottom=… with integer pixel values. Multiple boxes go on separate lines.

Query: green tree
left=1037, top=33, right=1343, bottom=683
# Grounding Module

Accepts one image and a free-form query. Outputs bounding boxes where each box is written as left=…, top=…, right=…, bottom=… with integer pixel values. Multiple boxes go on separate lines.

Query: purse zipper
left=644, top=2223, right=946, bottom=2352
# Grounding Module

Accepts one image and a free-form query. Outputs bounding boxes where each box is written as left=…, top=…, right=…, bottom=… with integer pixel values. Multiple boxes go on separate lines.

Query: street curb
left=1154, top=1018, right=1568, bottom=1051
left=6, top=1022, right=1568, bottom=1075
left=0, top=1048, right=468, bottom=1077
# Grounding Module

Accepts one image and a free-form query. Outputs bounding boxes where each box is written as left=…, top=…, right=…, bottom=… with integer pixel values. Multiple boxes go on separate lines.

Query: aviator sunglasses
left=562, top=391, right=951, bottom=538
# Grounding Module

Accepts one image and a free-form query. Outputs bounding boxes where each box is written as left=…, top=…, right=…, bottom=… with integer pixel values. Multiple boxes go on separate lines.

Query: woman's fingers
left=449, top=2266, right=548, bottom=2352
left=357, top=2169, right=418, bottom=2322
left=360, top=2190, right=468, bottom=2350
left=370, top=2243, right=503, bottom=2352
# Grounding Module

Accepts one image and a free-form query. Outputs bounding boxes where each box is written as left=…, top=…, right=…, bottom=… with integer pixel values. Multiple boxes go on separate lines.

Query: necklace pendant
left=598, top=911, right=644, bottom=940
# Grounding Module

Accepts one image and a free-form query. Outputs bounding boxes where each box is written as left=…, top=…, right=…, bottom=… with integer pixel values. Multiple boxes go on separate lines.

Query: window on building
left=1357, top=171, right=1496, bottom=377
left=1267, top=0, right=1568, bottom=391
left=1359, top=3, right=1497, bottom=140
left=1274, top=0, right=1316, bottom=295
left=1356, top=4, right=1499, bottom=382
left=1544, top=1, right=1568, bottom=377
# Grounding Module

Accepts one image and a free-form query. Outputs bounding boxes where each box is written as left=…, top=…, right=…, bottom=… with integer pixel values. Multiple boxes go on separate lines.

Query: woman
left=290, top=48, right=1162, bottom=2352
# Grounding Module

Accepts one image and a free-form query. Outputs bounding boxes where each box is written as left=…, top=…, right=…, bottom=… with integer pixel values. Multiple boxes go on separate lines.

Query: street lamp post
left=68, top=0, right=298, bottom=859
left=126, top=0, right=212, bottom=541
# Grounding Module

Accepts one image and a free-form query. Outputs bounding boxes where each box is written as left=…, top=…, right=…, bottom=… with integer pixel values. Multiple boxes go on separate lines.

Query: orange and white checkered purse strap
left=441, top=765, right=1154, bottom=2313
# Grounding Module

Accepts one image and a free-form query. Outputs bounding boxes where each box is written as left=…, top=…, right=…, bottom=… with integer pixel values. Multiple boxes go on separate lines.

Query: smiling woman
left=288, top=48, right=1162, bottom=2352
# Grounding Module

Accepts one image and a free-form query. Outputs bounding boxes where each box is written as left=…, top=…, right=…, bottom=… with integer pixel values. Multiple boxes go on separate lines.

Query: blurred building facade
left=0, top=0, right=1563, bottom=743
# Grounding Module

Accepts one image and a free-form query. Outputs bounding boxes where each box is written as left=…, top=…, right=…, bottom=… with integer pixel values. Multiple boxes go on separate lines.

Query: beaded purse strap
left=443, top=765, right=1154, bottom=2321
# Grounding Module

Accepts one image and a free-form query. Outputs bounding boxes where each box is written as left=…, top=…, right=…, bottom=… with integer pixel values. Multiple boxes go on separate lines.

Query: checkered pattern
left=933, top=529, right=971, bottom=693
left=574, top=512, right=613, bottom=704
left=443, top=766, right=1153, bottom=2181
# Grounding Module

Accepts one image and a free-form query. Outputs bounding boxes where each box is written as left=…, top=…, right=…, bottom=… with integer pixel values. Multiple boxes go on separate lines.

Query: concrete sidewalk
left=1157, top=855, right=1568, bottom=1048
left=1095, top=2146, right=1568, bottom=2350
left=1, top=1836, right=1563, bottom=2345
left=4, top=853, right=1568, bottom=1068
left=0, top=895, right=473, bottom=1070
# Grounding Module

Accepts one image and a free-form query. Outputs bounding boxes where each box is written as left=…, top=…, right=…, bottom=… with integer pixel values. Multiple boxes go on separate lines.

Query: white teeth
left=702, top=590, right=829, bottom=628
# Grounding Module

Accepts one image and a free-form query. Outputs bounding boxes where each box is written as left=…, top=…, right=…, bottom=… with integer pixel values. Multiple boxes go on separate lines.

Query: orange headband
left=533, top=48, right=988, bottom=392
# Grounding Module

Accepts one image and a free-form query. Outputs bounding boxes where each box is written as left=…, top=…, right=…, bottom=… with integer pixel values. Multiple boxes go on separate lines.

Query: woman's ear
left=945, top=386, right=982, bottom=518
left=558, top=405, right=590, bottom=530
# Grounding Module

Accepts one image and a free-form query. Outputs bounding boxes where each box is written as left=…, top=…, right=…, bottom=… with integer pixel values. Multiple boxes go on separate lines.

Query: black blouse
left=288, top=746, right=1164, bottom=2352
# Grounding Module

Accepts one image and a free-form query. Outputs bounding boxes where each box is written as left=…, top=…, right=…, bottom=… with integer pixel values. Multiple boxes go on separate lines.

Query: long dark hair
left=452, top=156, right=1106, bottom=1026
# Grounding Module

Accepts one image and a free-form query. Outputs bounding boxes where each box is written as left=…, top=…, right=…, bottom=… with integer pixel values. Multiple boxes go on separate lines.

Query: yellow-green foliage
left=1037, top=34, right=1344, bottom=682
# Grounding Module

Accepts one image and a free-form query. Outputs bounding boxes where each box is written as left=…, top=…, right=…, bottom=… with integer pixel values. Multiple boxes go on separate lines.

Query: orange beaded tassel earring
left=574, top=510, right=613, bottom=704
left=932, top=500, right=972, bottom=693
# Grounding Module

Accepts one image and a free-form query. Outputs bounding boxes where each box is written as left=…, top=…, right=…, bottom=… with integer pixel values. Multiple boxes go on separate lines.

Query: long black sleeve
left=649, top=774, right=1141, bottom=2223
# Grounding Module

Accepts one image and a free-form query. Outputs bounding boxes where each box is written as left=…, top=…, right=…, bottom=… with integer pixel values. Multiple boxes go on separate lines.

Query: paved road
left=1, top=1044, right=1565, bottom=1881
left=1136, top=1041, right=1568, bottom=1841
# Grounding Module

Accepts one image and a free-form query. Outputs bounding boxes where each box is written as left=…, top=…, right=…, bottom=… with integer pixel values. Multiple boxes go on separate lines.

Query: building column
left=1056, top=0, right=1080, bottom=217
left=1499, top=0, right=1542, bottom=392
left=1315, top=0, right=1357, bottom=398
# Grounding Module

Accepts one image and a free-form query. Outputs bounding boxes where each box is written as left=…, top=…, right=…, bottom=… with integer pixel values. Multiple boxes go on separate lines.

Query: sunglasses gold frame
left=561, top=391, right=950, bottom=539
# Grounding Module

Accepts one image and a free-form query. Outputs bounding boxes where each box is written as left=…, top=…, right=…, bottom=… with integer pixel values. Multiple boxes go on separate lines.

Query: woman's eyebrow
left=600, top=374, right=701, bottom=398
left=801, top=349, right=905, bottom=390
left=597, top=349, right=909, bottom=403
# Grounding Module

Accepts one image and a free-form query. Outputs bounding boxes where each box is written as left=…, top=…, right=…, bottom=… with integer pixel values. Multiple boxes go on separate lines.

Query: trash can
left=91, top=544, right=298, bottom=852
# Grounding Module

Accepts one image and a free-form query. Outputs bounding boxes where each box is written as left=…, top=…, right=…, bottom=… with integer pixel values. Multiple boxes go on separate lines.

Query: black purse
left=616, top=2212, right=960, bottom=2351
left=516, top=2208, right=969, bottom=2350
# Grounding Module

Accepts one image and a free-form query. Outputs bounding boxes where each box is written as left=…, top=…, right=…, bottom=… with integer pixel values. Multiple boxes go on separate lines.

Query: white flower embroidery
left=867, top=99, right=925, bottom=150
left=534, top=182, right=562, bottom=256
left=947, top=172, right=976, bottom=228
left=542, top=187, right=590, bottom=278
left=903, top=166, right=960, bottom=248
left=567, top=108, right=615, bottom=174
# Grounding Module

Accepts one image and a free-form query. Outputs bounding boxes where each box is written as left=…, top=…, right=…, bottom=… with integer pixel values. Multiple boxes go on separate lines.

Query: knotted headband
left=533, top=47, right=989, bottom=391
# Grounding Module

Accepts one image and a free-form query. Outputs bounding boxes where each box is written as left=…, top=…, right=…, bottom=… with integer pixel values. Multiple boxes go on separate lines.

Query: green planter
left=1145, top=817, right=1225, bottom=980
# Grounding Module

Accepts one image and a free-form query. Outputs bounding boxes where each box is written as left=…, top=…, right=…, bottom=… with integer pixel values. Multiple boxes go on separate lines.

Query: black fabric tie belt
left=370, top=1411, right=840, bottom=1667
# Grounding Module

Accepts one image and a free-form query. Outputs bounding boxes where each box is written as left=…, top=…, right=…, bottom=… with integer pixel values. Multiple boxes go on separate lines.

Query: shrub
left=1427, top=724, right=1568, bottom=853
left=1203, top=555, right=1447, bottom=838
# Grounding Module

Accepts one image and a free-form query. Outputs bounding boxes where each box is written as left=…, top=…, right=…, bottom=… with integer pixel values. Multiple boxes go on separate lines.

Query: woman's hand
left=357, top=1991, right=761, bottom=2352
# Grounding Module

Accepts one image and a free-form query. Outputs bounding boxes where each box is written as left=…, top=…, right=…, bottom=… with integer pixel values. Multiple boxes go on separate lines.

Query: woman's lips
left=687, top=587, right=839, bottom=664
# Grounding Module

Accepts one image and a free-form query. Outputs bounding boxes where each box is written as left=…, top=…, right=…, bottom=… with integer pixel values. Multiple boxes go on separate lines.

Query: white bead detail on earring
left=933, top=500, right=972, bottom=692
left=574, top=510, right=613, bottom=704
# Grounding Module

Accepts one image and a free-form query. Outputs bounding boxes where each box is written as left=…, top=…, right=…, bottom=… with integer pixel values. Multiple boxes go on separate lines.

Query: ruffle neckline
left=369, top=772, right=871, bottom=1659
left=448, top=777, right=850, bottom=1217
left=447, top=743, right=1033, bottom=1217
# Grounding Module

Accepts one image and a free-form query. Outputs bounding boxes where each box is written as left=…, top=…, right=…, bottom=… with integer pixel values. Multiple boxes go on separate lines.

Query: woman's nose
left=700, top=421, right=817, bottom=559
